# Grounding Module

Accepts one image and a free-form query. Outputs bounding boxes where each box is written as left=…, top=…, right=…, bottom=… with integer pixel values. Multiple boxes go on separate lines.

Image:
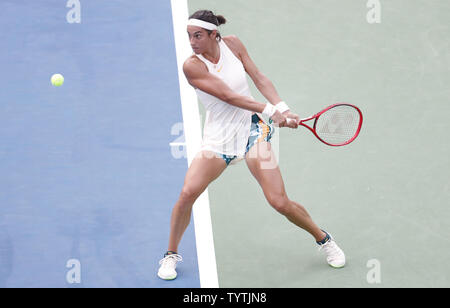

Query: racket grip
left=286, top=118, right=298, bottom=125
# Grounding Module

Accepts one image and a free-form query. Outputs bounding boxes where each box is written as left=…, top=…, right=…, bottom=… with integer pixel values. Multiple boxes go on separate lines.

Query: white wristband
left=275, top=101, right=290, bottom=113
left=262, top=104, right=277, bottom=118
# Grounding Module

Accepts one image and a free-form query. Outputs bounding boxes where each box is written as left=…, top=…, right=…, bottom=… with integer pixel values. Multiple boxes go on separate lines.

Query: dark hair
left=189, top=10, right=226, bottom=41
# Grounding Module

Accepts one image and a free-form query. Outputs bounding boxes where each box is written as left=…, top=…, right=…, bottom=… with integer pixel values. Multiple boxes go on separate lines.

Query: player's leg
left=158, top=151, right=227, bottom=280
left=245, top=141, right=345, bottom=268
left=245, top=141, right=325, bottom=241
left=168, top=151, right=227, bottom=252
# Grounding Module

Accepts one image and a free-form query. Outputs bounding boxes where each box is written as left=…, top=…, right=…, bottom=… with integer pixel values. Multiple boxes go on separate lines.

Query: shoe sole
left=329, top=263, right=345, bottom=269
left=158, top=273, right=177, bottom=280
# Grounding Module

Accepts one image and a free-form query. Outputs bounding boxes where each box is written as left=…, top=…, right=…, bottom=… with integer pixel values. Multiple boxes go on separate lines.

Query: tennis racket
left=287, top=103, right=363, bottom=146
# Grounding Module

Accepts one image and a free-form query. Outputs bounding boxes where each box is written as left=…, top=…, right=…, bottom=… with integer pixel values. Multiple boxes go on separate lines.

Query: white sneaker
left=318, top=234, right=346, bottom=268
left=157, top=253, right=182, bottom=280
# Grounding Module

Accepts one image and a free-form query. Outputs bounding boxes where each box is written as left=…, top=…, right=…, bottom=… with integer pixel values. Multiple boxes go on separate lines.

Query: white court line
left=170, top=0, right=219, bottom=288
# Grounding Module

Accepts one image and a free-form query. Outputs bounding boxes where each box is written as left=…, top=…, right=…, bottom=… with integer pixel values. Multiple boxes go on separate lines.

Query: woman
left=158, top=10, right=345, bottom=280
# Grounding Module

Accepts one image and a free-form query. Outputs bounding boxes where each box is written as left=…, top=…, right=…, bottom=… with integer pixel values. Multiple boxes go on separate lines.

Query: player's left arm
left=223, top=35, right=281, bottom=105
left=223, top=35, right=299, bottom=125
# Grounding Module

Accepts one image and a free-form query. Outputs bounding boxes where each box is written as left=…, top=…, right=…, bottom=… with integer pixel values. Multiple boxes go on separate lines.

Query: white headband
left=187, top=18, right=218, bottom=31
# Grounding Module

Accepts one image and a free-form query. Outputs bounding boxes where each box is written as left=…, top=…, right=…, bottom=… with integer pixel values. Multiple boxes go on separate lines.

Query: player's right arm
left=183, top=56, right=286, bottom=125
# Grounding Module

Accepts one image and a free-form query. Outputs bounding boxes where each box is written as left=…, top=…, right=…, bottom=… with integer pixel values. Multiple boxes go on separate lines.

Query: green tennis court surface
left=189, top=0, right=450, bottom=287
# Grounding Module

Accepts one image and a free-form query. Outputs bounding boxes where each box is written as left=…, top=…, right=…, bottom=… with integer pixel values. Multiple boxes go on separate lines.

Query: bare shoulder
left=183, top=55, right=207, bottom=77
left=223, top=35, right=248, bottom=61
left=183, top=55, right=203, bottom=70
left=223, top=35, right=246, bottom=51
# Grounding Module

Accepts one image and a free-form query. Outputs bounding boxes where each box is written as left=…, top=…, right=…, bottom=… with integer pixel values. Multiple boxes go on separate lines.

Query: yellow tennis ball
left=51, top=74, right=64, bottom=86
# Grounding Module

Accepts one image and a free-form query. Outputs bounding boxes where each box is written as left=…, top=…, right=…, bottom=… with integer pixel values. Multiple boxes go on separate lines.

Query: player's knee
left=267, top=193, right=290, bottom=215
left=179, top=186, right=202, bottom=203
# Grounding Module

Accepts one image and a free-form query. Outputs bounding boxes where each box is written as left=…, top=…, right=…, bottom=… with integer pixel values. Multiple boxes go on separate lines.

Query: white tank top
left=194, top=39, right=254, bottom=157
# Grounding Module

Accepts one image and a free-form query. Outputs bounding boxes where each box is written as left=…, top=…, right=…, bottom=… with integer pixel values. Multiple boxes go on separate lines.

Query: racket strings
left=314, top=105, right=361, bottom=145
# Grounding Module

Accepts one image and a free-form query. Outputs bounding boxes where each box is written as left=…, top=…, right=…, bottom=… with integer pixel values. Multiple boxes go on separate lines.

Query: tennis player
left=158, top=10, right=345, bottom=280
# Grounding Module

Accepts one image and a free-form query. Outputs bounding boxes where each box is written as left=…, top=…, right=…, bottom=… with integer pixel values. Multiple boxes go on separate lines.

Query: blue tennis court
left=0, top=0, right=199, bottom=287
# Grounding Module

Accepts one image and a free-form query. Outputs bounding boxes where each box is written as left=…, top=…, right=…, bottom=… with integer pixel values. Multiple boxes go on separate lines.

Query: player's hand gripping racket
left=287, top=103, right=363, bottom=146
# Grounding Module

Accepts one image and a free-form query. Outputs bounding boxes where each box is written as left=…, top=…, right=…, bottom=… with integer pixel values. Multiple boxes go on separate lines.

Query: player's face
left=187, top=26, right=215, bottom=54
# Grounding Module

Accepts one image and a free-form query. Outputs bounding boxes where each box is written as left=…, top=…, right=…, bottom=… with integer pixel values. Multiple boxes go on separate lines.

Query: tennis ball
left=51, top=74, right=64, bottom=86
